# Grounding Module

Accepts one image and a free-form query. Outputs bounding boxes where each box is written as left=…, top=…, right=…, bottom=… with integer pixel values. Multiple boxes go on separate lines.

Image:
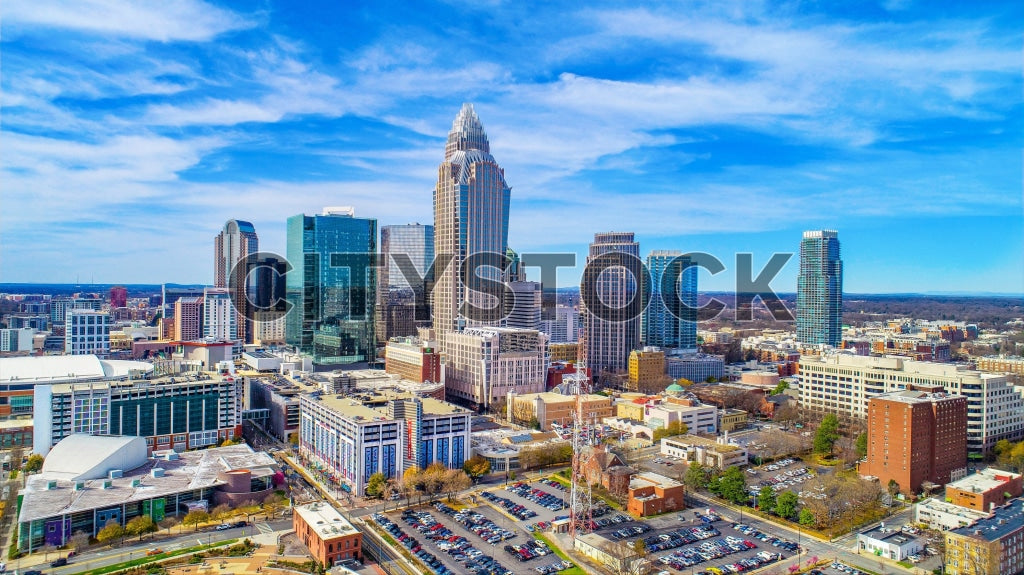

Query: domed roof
left=665, top=383, right=685, bottom=393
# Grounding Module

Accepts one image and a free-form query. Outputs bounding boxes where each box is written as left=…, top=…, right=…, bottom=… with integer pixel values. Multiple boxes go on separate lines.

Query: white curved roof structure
left=0, top=355, right=153, bottom=384
left=40, top=435, right=149, bottom=481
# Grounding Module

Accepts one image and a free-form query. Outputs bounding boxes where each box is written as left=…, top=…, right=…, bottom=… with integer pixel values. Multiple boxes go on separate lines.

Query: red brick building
left=945, top=469, right=1023, bottom=512
left=626, top=472, right=686, bottom=517
left=581, top=444, right=634, bottom=497
left=293, top=502, right=362, bottom=567
left=858, top=386, right=967, bottom=495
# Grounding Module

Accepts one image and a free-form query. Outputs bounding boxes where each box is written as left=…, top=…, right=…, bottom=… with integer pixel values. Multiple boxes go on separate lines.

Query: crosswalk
left=255, top=522, right=273, bottom=534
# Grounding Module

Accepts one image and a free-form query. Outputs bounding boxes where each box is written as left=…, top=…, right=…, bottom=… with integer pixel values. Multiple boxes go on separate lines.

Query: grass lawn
left=533, top=532, right=586, bottom=575
left=78, top=539, right=239, bottom=575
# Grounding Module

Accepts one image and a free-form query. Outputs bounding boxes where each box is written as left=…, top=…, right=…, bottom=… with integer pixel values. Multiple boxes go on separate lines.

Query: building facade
left=858, top=388, right=968, bottom=494
left=32, top=373, right=242, bottom=455
left=285, top=207, right=377, bottom=366
left=643, top=251, right=697, bottom=351
left=796, top=230, right=842, bottom=347
left=202, top=288, right=237, bottom=341
left=945, top=500, right=1024, bottom=575
left=377, top=223, right=433, bottom=343
left=506, top=392, right=613, bottom=430
left=298, top=394, right=470, bottom=495
left=504, top=281, right=542, bottom=330
left=627, top=348, right=666, bottom=392
left=173, top=297, right=203, bottom=341
left=65, top=310, right=110, bottom=356
left=293, top=502, right=362, bottom=567
left=798, top=354, right=1024, bottom=453
left=432, top=104, right=511, bottom=341
left=945, top=469, right=1023, bottom=512
left=444, top=327, right=548, bottom=411
left=214, top=220, right=259, bottom=343
left=582, top=232, right=641, bottom=376
left=540, top=305, right=578, bottom=343
left=384, top=337, right=442, bottom=383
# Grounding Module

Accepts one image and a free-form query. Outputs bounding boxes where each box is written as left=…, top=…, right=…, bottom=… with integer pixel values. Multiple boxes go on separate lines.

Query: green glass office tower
left=286, top=208, right=377, bottom=366
left=796, top=230, right=843, bottom=347
left=643, top=250, right=697, bottom=351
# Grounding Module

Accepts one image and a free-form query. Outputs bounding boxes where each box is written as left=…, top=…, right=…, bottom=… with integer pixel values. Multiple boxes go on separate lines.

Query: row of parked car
left=507, top=482, right=567, bottom=511
left=657, top=536, right=765, bottom=572
left=371, top=512, right=452, bottom=575
left=503, top=539, right=551, bottom=562
left=642, top=525, right=726, bottom=553
left=730, top=523, right=800, bottom=552
left=609, top=523, right=654, bottom=540
left=686, top=551, right=783, bottom=574
left=435, top=502, right=518, bottom=545
left=481, top=490, right=538, bottom=520
left=533, top=559, right=574, bottom=575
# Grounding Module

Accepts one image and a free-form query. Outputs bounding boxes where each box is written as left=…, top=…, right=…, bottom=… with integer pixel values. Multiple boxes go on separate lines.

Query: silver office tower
left=796, top=230, right=843, bottom=347
left=432, top=104, right=511, bottom=342
left=643, top=250, right=697, bottom=351
left=582, top=232, right=642, bottom=376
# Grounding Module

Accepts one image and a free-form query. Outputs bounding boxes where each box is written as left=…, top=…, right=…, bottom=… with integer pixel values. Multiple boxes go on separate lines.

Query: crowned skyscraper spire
left=445, top=103, right=490, bottom=159
left=433, top=103, right=511, bottom=341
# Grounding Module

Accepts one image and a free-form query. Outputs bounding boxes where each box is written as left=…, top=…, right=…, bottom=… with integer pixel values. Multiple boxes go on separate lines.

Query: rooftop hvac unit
left=73, top=482, right=85, bottom=491
left=109, top=469, right=123, bottom=479
left=151, top=468, right=166, bottom=478
left=165, top=452, right=179, bottom=461
left=47, top=480, right=57, bottom=490
left=102, top=480, right=112, bottom=489
left=132, top=479, right=142, bottom=488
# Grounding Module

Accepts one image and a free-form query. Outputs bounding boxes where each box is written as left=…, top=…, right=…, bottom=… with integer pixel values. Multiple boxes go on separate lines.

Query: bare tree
left=69, top=531, right=90, bottom=553
left=601, top=539, right=651, bottom=575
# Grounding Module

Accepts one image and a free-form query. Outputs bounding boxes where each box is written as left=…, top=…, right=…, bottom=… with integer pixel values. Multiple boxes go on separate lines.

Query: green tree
left=653, top=421, right=688, bottom=442
left=855, top=433, right=868, bottom=459
left=770, top=381, right=789, bottom=395
left=798, top=508, right=815, bottom=526
left=23, top=454, right=44, bottom=473
left=684, top=461, right=710, bottom=490
left=757, top=486, right=776, bottom=514
left=125, top=515, right=156, bottom=540
left=813, top=413, right=840, bottom=456
left=775, top=491, right=799, bottom=520
left=183, top=510, right=210, bottom=532
left=463, top=455, right=491, bottom=479
left=712, top=467, right=747, bottom=505
left=96, top=520, right=125, bottom=544
left=365, top=472, right=387, bottom=498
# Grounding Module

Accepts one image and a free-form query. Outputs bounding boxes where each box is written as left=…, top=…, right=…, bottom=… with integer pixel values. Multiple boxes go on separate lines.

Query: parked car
left=146, top=549, right=164, bottom=556
left=49, top=559, right=67, bottom=568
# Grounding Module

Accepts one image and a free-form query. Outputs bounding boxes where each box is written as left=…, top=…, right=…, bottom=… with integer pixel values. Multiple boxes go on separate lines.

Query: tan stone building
left=628, top=348, right=666, bottom=392
left=944, top=500, right=1024, bottom=575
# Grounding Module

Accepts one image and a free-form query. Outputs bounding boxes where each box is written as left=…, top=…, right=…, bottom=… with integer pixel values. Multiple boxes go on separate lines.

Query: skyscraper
left=796, top=230, right=843, bottom=347
left=643, top=250, right=697, bottom=352
left=377, top=223, right=434, bottom=342
left=432, top=104, right=511, bottom=341
left=285, top=207, right=376, bottom=366
left=214, top=220, right=259, bottom=343
left=582, top=232, right=642, bottom=376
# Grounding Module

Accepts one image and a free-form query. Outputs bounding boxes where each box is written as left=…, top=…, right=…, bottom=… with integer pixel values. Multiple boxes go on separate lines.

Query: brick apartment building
left=858, top=386, right=967, bottom=495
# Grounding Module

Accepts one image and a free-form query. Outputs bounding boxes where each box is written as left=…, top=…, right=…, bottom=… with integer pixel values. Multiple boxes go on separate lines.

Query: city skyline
left=1, top=1, right=1021, bottom=293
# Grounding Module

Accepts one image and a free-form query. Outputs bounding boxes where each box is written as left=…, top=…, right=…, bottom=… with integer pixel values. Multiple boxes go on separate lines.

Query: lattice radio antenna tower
left=568, top=366, right=594, bottom=544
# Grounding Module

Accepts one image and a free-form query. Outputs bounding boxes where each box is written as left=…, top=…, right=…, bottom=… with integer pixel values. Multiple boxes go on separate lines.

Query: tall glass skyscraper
left=432, top=104, right=511, bottom=341
left=643, top=250, right=698, bottom=351
left=796, top=230, right=843, bottom=347
left=377, top=223, right=434, bottom=342
left=582, top=232, right=642, bottom=376
left=285, top=207, right=377, bottom=366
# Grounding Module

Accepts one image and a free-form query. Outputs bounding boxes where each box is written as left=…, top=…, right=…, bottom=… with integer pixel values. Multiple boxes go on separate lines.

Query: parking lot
left=745, top=458, right=817, bottom=501
left=374, top=499, right=570, bottom=575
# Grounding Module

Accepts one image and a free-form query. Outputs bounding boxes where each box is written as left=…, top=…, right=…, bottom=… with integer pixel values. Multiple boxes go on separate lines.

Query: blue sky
left=1, top=0, right=1021, bottom=293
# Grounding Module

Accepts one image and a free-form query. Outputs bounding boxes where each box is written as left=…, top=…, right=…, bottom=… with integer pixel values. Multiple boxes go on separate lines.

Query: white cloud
left=3, top=0, right=254, bottom=42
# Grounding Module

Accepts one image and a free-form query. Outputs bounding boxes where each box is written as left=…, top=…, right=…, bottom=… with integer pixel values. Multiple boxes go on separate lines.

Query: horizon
left=2, top=1, right=1021, bottom=292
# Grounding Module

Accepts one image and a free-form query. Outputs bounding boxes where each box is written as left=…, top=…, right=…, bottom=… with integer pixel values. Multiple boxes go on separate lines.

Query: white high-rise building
left=203, top=288, right=237, bottom=341
left=64, top=310, right=110, bottom=356
left=504, top=281, right=541, bottom=330
left=798, top=354, right=1024, bottom=453
left=0, top=328, right=35, bottom=352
